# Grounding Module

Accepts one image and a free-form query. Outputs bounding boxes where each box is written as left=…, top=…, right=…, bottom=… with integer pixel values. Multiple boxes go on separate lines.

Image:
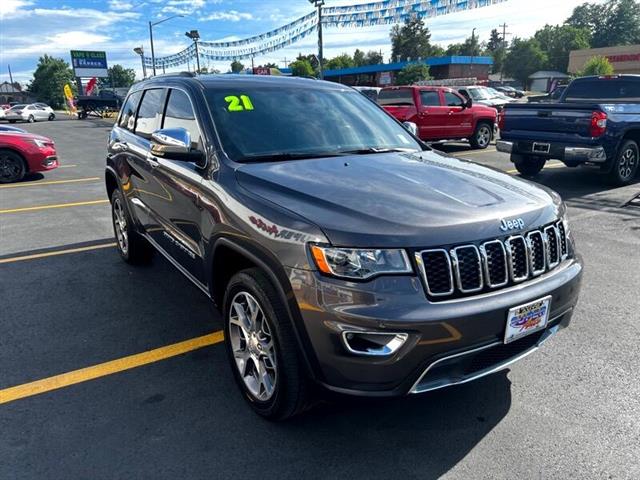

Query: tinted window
left=205, top=86, right=421, bottom=161
left=378, top=89, right=415, bottom=106
left=163, top=89, right=200, bottom=148
left=564, top=79, right=640, bottom=102
left=419, top=91, right=440, bottom=106
left=135, top=89, right=166, bottom=139
left=119, top=91, right=142, bottom=131
left=444, top=92, right=464, bottom=107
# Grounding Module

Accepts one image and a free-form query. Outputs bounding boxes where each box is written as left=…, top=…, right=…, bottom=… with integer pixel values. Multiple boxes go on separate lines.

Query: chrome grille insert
left=450, top=245, right=483, bottom=293
left=506, top=235, right=529, bottom=282
left=480, top=240, right=508, bottom=288
left=527, top=231, right=546, bottom=276
left=544, top=225, right=560, bottom=268
left=557, top=221, right=568, bottom=259
left=416, top=249, right=454, bottom=297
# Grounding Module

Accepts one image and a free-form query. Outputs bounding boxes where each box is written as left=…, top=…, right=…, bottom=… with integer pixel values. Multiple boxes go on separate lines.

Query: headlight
left=310, top=244, right=412, bottom=280
left=31, top=138, right=48, bottom=148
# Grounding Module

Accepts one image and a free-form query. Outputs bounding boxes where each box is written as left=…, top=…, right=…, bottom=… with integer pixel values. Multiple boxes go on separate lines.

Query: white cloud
left=109, top=0, right=134, bottom=11
left=0, top=0, right=33, bottom=18
left=201, top=10, right=254, bottom=22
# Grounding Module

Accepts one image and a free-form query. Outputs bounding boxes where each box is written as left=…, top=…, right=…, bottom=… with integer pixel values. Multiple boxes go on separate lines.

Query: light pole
left=149, top=14, right=184, bottom=76
left=185, top=30, right=200, bottom=73
left=470, top=27, right=476, bottom=75
left=133, top=46, right=147, bottom=79
left=308, top=0, right=325, bottom=79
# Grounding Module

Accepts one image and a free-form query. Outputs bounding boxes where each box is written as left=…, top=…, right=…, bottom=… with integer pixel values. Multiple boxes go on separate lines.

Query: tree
left=391, top=15, right=439, bottom=61
left=364, top=50, right=384, bottom=65
left=102, top=64, right=136, bottom=88
left=325, top=53, right=355, bottom=70
left=534, top=24, right=591, bottom=72
left=487, top=29, right=503, bottom=52
left=445, top=34, right=481, bottom=57
left=290, top=59, right=315, bottom=77
left=27, top=55, right=74, bottom=108
left=578, top=55, right=615, bottom=76
left=485, top=28, right=507, bottom=74
left=566, top=0, right=640, bottom=48
left=353, top=49, right=366, bottom=67
left=258, top=62, right=278, bottom=69
left=395, top=63, right=431, bottom=85
left=230, top=60, right=245, bottom=73
left=504, top=38, right=548, bottom=87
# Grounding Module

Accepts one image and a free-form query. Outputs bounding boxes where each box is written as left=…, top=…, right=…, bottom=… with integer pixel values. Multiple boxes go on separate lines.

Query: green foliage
left=577, top=55, right=615, bottom=76
left=105, top=64, right=136, bottom=88
left=487, top=29, right=504, bottom=52
left=353, top=49, right=366, bottom=67
left=27, top=54, right=74, bottom=109
left=390, top=15, right=439, bottom=61
left=325, top=53, right=355, bottom=70
left=364, top=50, right=384, bottom=65
left=504, top=38, right=548, bottom=87
left=566, top=0, right=640, bottom=48
left=445, top=34, right=481, bottom=57
left=534, top=24, right=591, bottom=72
left=395, top=63, right=431, bottom=85
left=485, top=28, right=507, bottom=74
left=290, top=59, right=315, bottom=77
left=230, top=60, right=245, bottom=73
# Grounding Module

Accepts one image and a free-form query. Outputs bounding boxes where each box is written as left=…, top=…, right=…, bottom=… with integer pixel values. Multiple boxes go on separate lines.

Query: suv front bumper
left=287, top=256, right=582, bottom=397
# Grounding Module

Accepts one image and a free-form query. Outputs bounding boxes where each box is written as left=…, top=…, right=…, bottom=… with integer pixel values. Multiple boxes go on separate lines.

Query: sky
left=0, top=0, right=597, bottom=84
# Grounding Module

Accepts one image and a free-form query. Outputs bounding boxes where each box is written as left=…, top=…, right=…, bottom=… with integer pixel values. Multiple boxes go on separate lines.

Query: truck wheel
left=110, top=189, right=154, bottom=265
left=608, top=140, right=639, bottom=186
left=513, top=155, right=546, bottom=178
left=470, top=122, right=493, bottom=149
left=0, top=150, right=27, bottom=183
left=224, top=268, right=312, bottom=421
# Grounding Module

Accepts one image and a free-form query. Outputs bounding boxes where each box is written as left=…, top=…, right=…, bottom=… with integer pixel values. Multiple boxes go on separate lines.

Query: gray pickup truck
left=498, top=75, right=640, bottom=185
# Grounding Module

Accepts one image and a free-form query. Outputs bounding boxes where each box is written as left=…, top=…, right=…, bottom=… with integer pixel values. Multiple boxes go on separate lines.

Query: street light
left=133, top=46, right=147, bottom=79
left=308, top=0, right=325, bottom=79
left=149, top=14, right=184, bottom=76
left=185, top=29, right=201, bottom=73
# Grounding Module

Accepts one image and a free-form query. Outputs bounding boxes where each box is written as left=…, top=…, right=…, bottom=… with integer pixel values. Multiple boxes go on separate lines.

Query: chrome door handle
left=146, top=153, right=159, bottom=168
left=112, top=141, right=128, bottom=152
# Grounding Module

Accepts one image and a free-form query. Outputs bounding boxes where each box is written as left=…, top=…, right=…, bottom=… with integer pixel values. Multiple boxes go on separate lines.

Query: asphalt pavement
left=1, top=118, right=639, bottom=479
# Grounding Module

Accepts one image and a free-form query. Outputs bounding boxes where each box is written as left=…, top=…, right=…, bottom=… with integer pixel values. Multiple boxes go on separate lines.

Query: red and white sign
left=606, top=54, right=640, bottom=63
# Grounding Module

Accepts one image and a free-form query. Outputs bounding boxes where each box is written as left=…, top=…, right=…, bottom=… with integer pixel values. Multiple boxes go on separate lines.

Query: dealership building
left=569, top=44, right=640, bottom=74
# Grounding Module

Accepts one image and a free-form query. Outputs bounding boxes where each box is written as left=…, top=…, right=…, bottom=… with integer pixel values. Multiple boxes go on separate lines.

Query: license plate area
left=504, top=295, right=551, bottom=344
left=532, top=142, right=551, bottom=154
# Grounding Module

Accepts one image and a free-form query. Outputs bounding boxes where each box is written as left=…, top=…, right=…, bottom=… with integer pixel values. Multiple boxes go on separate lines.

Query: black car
left=106, top=73, right=583, bottom=420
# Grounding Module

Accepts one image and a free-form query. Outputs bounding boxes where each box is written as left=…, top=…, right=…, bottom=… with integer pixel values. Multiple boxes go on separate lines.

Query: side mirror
left=150, top=128, right=204, bottom=163
left=403, top=121, right=418, bottom=136
left=464, top=98, right=473, bottom=109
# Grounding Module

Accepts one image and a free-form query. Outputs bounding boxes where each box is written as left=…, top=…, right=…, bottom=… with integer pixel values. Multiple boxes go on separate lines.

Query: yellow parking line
left=0, top=199, right=108, bottom=214
left=0, top=177, right=100, bottom=189
left=58, top=164, right=77, bottom=169
left=0, top=331, right=225, bottom=405
left=0, top=242, right=116, bottom=264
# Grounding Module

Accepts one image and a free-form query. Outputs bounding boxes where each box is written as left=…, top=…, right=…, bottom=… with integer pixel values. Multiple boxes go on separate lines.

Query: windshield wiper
left=238, top=151, right=348, bottom=163
left=336, top=147, right=418, bottom=155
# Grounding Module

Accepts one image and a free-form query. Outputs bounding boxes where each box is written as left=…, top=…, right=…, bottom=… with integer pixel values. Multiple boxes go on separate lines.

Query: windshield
left=10, top=105, right=25, bottom=110
left=206, top=85, right=422, bottom=161
left=468, top=88, right=491, bottom=100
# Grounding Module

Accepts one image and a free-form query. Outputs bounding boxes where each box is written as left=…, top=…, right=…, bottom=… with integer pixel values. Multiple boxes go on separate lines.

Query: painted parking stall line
left=0, top=177, right=101, bottom=189
left=0, top=199, right=109, bottom=214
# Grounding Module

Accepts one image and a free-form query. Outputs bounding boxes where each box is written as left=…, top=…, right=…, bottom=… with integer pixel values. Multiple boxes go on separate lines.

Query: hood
left=236, top=150, right=562, bottom=248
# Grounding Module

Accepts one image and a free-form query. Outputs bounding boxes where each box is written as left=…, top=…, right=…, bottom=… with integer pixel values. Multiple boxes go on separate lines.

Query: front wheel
left=470, top=122, right=493, bottom=149
left=513, top=154, right=546, bottom=178
left=608, top=140, right=639, bottom=186
left=0, top=150, right=26, bottom=183
left=27, top=115, right=35, bottom=123
left=110, top=189, right=154, bottom=265
left=224, top=268, right=312, bottom=420
left=48, top=113, right=55, bottom=121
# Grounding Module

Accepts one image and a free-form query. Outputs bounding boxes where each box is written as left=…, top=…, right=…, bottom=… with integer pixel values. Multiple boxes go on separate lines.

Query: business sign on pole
left=70, top=50, right=109, bottom=78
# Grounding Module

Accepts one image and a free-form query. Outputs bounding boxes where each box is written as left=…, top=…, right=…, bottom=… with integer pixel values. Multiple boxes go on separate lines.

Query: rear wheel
left=608, top=140, right=639, bottom=186
left=110, top=189, right=154, bottom=265
left=470, top=122, right=493, bottom=149
left=513, top=154, right=546, bottom=178
left=224, top=268, right=312, bottom=420
left=27, top=115, right=35, bottom=123
left=48, top=113, right=55, bottom=121
left=0, top=150, right=26, bottom=183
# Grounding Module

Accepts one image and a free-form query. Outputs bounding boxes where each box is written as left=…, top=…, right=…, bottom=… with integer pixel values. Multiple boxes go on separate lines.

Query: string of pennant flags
left=143, top=0, right=505, bottom=68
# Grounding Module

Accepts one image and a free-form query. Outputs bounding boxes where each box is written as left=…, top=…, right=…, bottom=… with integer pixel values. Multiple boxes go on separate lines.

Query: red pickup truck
left=379, top=86, right=498, bottom=149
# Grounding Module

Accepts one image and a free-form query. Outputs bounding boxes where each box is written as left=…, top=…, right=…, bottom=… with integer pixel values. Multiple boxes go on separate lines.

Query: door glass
left=119, top=91, right=142, bottom=131
left=163, top=89, right=201, bottom=148
left=444, top=92, right=464, bottom=107
left=135, top=89, right=166, bottom=139
left=419, top=91, right=440, bottom=106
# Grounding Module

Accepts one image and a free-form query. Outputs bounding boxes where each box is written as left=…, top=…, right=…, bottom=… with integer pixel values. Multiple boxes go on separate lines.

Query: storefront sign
left=71, top=50, right=109, bottom=78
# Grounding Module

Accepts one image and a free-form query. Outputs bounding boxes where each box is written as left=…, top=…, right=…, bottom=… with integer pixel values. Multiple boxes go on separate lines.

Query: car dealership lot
left=1, top=121, right=639, bottom=479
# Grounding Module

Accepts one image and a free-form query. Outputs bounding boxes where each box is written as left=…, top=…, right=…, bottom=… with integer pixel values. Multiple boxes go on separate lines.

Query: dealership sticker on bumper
left=504, top=296, right=551, bottom=344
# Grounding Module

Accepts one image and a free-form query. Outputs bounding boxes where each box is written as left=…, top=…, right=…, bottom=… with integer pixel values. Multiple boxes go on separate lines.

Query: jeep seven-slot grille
left=417, top=221, right=569, bottom=301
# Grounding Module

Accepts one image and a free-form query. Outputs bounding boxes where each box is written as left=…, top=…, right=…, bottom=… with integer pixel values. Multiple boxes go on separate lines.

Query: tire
left=608, top=139, right=639, bottom=186
left=110, top=189, right=154, bottom=265
left=224, top=268, right=312, bottom=421
left=27, top=115, right=35, bottom=123
left=513, top=154, right=546, bottom=178
left=48, top=113, right=55, bottom=121
left=470, top=122, right=493, bottom=149
left=0, top=150, right=27, bottom=183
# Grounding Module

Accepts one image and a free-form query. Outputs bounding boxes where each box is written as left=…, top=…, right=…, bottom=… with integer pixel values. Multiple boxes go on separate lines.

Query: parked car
left=486, top=87, right=515, bottom=102
left=0, top=125, right=27, bottom=133
left=0, top=130, right=58, bottom=182
left=456, top=86, right=510, bottom=110
left=105, top=74, right=582, bottom=420
left=379, top=86, right=497, bottom=148
left=4, top=103, right=55, bottom=123
left=527, top=85, right=567, bottom=103
left=497, top=75, right=640, bottom=185
left=352, top=86, right=381, bottom=102
left=495, top=86, right=525, bottom=98
left=33, top=103, right=55, bottom=119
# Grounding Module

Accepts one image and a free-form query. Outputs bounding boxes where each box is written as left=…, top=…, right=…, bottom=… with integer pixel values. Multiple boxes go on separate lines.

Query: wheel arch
left=0, top=147, right=29, bottom=173
left=105, top=166, right=119, bottom=200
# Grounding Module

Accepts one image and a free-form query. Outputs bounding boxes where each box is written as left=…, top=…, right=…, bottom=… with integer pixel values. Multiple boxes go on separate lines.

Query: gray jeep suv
left=106, top=74, right=583, bottom=420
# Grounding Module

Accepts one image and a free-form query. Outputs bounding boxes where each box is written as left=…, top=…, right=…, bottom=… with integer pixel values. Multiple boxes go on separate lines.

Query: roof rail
left=148, top=72, right=195, bottom=79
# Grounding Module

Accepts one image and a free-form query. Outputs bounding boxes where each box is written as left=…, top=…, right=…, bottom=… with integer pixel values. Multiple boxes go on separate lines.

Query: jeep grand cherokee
left=105, top=74, right=583, bottom=420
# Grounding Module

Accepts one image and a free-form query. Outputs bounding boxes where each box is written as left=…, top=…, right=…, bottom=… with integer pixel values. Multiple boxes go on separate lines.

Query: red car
left=0, top=131, right=58, bottom=183
left=379, top=86, right=498, bottom=149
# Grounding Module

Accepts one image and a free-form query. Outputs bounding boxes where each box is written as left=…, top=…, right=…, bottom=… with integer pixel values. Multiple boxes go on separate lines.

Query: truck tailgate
left=502, top=103, right=599, bottom=137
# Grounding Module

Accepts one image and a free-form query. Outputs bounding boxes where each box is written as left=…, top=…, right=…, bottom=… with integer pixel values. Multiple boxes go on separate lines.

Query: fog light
left=42, top=156, right=57, bottom=167
left=342, top=331, right=408, bottom=356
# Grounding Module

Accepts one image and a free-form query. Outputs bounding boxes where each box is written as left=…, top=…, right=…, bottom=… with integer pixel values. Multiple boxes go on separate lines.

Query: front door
left=417, top=90, right=449, bottom=140
left=443, top=91, right=473, bottom=138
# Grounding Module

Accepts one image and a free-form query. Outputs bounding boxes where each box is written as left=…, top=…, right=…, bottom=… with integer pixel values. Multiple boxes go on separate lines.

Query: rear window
left=135, top=88, right=167, bottom=139
left=565, top=79, right=640, bottom=102
left=378, top=89, right=415, bottom=106
left=419, top=91, right=440, bottom=106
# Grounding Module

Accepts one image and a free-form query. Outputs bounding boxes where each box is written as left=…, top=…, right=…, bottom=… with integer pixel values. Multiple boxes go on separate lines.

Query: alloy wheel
left=0, top=153, right=24, bottom=183
left=112, top=197, right=129, bottom=255
left=619, top=147, right=637, bottom=180
left=477, top=125, right=491, bottom=148
left=228, top=291, right=278, bottom=401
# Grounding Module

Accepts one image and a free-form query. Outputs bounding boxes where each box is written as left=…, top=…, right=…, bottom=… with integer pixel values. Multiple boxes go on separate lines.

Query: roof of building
left=0, top=81, right=23, bottom=94
left=528, top=70, right=571, bottom=79
left=322, top=56, right=493, bottom=78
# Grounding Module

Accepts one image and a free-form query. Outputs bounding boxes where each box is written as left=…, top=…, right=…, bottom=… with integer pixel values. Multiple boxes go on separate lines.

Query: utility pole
left=498, top=22, right=510, bottom=83
left=185, top=30, right=200, bottom=73
left=308, top=0, right=325, bottom=79
left=281, top=57, right=289, bottom=68
left=8, top=64, right=14, bottom=88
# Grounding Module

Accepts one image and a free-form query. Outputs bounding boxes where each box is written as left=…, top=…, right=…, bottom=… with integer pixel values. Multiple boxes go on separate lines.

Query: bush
left=395, top=63, right=431, bottom=85
left=577, top=56, right=615, bottom=77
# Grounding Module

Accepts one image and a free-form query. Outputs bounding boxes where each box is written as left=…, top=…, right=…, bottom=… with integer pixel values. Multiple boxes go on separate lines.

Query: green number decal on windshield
left=225, top=95, right=254, bottom=112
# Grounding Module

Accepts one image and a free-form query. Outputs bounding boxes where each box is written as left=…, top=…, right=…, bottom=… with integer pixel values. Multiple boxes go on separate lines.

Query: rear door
left=416, top=89, right=450, bottom=140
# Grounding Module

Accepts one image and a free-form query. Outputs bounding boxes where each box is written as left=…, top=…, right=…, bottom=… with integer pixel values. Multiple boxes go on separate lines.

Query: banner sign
left=143, top=0, right=506, bottom=68
left=71, top=50, right=109, bottom=78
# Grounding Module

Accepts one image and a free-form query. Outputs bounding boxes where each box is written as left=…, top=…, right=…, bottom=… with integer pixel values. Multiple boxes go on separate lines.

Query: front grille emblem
left=500, top=217, right=525, bottom=232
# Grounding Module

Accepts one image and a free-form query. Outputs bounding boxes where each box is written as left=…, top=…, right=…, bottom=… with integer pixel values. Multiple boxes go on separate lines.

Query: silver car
left=5, top=103, right=55, bottom=123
